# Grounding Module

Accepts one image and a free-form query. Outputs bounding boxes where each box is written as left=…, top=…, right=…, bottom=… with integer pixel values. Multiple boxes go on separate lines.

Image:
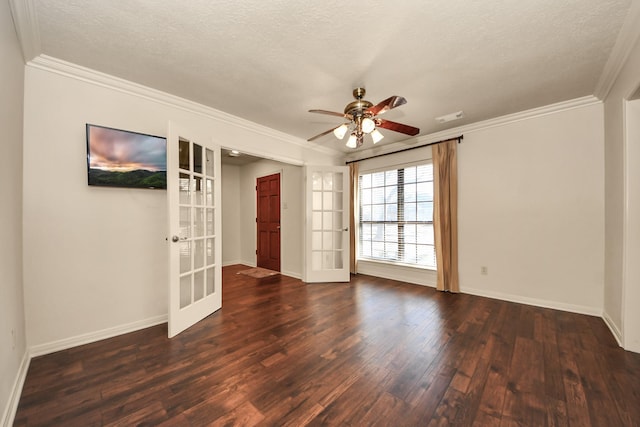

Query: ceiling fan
left=308, top=87, right=420, bottom=148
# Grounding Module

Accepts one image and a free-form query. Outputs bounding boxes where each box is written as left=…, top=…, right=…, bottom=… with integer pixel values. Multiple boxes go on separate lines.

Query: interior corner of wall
left=602, top=309, right=623, bottom=347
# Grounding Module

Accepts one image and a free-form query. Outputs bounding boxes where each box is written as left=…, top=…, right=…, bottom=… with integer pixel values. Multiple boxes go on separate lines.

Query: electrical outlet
left=481, top=266, right=488, bottom=275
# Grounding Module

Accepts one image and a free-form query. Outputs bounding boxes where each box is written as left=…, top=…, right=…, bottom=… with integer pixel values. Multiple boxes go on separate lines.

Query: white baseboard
left=239, top=259, right=257, bottom=268
left=29, top=314, right=168, bottom=358
left=281, top=269, right=302, bottom=280
left=602, top=310, right=623, bottom=347
left=222, top=259, right=243, bottom=267
left=1, top=350, right=30, bottom=427
left=461, top=286, right=602, bottom=317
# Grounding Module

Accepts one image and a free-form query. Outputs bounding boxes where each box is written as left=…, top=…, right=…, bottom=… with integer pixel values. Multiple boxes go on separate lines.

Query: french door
left=305, top=165, right=350, bottom=282
left=167, top=122, right=222, bottom=338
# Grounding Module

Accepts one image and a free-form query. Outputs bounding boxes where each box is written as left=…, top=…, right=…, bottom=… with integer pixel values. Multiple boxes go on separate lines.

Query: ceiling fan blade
left=376, top=119, right=420, bottom=136
left=366, top=96, right=407, bottom=116
left=308, top=125, right=341, bottom=142
left=309, top=109, right=353, bottom=120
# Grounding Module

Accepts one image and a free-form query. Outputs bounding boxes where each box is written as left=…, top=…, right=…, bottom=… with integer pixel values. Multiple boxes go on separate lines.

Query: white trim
left=594, top=1, right=640, bottom=100
left=8, top=0, right=40, bottom=62
left=461, top=286, right=602, bottom=317
left=1, top=351, right=30, bottom=427
left=602, top=310, right=623, bottom=347
left=626, top=341, right=640, bottom=354
left=622, top=98, right=630, bottom=352
left=240, top=259, right=257, bottom=268
left=222, top=259, right=243, bottom=267
left=29, top=315, right=167, bottom=358
left=346, top=96, right=601, bottom=163
left=26, top=55, right=342, bottom=160
left=357, top=260, right=437, bottom=288
left=281, top=270, right=302, bottom=280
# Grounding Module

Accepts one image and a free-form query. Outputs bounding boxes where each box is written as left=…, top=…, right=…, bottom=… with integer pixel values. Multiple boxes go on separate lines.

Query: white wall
left=603, top=33, right=640, bottom=349
left=221, top=164, right=241, bottom=265
left=0, top=1, right=27, bottom=424
left=22, top=63, right=339, bottom=351
left=458, top=103, right=605, bottom=314
left=351, top=103, right=605, bottom=313
left=624, top=98, right=640, bottom=352
left=238, top=159, right=304, bottom=278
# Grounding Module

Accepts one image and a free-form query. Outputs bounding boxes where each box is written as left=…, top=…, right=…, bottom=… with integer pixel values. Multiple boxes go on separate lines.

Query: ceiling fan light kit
left=333, top=123, right=349, bottom=139
left=371, top=129, right=384, bottom=144
left=361, top=117, right=375, bottom=134
left=308, top=87, right=420, bottom=149
left=346, top=134, right=358, bottom=149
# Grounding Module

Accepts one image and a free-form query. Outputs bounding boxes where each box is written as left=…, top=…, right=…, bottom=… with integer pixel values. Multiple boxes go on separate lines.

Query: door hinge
left=255, top=249, right=258, bottom=254
left=256, top=218, right=258, bottom=222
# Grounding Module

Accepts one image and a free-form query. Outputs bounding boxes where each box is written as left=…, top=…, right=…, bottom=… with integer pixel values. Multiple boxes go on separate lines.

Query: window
left=359, top=163, right=435, bottom=268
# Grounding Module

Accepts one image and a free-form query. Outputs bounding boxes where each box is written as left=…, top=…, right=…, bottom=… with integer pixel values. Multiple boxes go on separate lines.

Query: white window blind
left=358, top=163, right=436, bottom=268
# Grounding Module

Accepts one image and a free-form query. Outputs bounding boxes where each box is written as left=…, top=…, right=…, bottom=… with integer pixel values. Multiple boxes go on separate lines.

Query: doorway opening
left=220, top=148, right=303, bottom=278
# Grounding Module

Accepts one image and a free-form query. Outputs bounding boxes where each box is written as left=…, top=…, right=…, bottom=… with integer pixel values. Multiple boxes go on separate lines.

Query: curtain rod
left=344, top=135, right=463, bottom=165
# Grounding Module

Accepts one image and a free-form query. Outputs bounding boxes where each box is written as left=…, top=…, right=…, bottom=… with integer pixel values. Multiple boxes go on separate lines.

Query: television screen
left=86, top=124, right=167, bottom=189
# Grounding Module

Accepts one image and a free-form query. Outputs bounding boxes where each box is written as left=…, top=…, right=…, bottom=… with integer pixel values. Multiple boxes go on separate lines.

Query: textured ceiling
left=29, top=0, right=632, bottom=152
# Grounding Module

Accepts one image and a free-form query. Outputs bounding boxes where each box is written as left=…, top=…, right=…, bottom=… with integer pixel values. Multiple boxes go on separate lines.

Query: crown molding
left=27, top=55, right=342, bottom=159
left=345, top=95, right=601, bottom=162
left=594, top=0, right=640, bottom=100
left=8, top=0, right=41, bottom=62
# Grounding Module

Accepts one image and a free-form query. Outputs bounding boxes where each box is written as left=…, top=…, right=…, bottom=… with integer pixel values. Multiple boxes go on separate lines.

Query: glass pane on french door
left=178, top=140, right=217, bottom=306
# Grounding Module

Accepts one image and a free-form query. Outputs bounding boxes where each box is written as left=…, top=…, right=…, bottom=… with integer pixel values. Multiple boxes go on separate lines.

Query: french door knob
left=171, top=235, right=180, bottom=242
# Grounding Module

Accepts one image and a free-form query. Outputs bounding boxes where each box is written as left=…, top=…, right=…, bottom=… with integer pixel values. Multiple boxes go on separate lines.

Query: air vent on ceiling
left=435, top=111, right=464, bottom=123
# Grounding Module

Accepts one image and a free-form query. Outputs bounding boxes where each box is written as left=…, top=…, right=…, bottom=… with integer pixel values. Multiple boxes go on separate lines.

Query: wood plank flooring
left=14, top=265, right=640, bottom=426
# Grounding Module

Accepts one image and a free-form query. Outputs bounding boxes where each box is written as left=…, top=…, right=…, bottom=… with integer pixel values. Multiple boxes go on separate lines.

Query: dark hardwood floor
left=14, top=265, right=640, bottom=426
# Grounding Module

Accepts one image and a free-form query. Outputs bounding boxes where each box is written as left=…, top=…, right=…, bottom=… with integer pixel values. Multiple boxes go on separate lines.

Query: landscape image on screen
left=87, top=124, right=167, bottom=189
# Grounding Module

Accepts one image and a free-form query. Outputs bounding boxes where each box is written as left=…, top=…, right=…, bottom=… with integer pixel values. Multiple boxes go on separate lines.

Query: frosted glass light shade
left=333, top=124, right=348, bottom=139
left=361, top=117, right=375, bottom=134
left=346, top=133, right=358, bottom=148
left=371, top=129, right=384, bottom=144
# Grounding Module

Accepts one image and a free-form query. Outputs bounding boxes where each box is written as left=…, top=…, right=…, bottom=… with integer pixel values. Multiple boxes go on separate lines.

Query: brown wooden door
left=256, top=173, right=281, bottom=271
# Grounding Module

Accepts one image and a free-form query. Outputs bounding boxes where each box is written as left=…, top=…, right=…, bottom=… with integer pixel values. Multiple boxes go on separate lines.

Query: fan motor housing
left=344, top=87, right=373, bottom=116
left=344, top=100, right=373, bottom=116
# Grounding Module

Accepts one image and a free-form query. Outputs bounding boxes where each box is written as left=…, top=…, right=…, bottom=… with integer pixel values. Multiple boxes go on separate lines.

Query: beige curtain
left=349, top=162, right=359, bottom=274
left=432, top=139, right=459, bottom=292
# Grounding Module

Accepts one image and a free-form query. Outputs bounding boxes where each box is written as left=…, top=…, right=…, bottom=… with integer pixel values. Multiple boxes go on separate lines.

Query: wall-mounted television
left=86, top=124, right=167, bottom=189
